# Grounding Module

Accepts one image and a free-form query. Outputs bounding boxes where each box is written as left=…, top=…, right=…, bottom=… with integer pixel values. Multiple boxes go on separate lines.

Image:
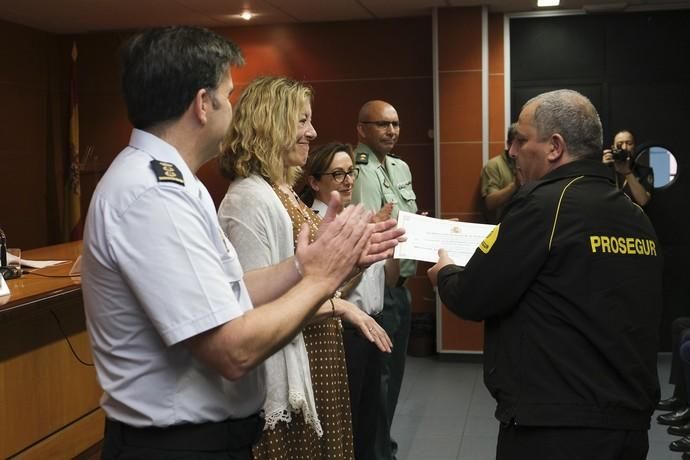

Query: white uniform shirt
left=311, top=199, right=385, bottom=316
left=82, top=129, right=265, bottom=427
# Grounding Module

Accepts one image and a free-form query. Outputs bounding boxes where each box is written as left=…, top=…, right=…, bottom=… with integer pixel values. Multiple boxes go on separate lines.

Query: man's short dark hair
left=121, top=26, right=244, bottom=130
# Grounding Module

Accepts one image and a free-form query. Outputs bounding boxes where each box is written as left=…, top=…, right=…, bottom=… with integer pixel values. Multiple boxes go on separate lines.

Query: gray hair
left=525, top=89, right=603, bottom=159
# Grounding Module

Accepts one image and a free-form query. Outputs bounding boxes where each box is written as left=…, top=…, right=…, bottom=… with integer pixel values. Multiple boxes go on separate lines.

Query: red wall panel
left=438, top=8, right=482, bottom=72
left=437, top=7, right=505, bottom=353
left=439, top=71, right=483, bottom=143
left=439, top=143, right=483, bottom=216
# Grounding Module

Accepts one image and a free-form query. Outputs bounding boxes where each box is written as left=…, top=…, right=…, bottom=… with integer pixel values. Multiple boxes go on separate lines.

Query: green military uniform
left=351, top=143, right=418, bottom=276
left=351, top=142, right=417, bottom=460
left=480, top=151, right=516, bottom=224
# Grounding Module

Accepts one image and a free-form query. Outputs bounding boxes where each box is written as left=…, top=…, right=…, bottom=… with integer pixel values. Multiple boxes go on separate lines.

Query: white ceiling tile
left=0, top=0, right=686, bottom=34
left=360, top=0, right=446, bottom=18
left=262, top=0, right=372, bottom=22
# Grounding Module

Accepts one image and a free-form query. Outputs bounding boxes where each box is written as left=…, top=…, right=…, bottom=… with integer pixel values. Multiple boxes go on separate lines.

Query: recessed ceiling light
left=240, top=11, right=253, bottom=20
left=538, top=0, right=560, bottom=6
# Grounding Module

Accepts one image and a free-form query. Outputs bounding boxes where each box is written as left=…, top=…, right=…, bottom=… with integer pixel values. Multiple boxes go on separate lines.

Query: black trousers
left=670, top=317, right=690, bottom=402
left=343, top=323, right=382, bottom=460
left=101, top=415, right=261, bottom=460
left=496, top=424, right=648, bottom=460
left=374, top=285, right=411, bottom=460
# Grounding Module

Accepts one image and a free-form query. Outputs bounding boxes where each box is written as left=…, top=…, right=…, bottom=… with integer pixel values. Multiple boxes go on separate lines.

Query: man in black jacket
left=428, top=89, right=662, bottom=460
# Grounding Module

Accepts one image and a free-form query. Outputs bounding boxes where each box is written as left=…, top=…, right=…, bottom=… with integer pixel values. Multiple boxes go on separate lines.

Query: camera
left=611, top=148, right=630, bottom=162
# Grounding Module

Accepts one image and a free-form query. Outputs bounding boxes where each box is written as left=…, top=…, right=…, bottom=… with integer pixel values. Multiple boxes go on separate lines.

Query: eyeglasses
left=319, top=168, right=360, bottom=183
left=360, top=120, right=400, bottom=129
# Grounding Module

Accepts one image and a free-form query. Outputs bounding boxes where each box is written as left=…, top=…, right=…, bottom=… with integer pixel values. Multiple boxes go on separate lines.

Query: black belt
left=396, top=276, right=408, bottom=287
left=105, top=414, right=262, bottom=451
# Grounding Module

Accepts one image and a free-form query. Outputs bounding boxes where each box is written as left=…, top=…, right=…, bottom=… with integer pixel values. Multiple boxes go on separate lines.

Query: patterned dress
left=251, top=185, right=354, bottom=460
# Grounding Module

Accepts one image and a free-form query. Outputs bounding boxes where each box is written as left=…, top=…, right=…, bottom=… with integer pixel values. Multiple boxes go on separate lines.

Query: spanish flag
left=64, top=41, right=82, bottom=241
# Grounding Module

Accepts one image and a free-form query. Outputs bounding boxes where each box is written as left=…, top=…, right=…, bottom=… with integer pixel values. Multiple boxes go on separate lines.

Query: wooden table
left=0, top=242, right=104, bottom=459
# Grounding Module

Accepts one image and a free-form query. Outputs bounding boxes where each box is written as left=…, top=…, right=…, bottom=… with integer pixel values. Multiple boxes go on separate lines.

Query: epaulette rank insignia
left=150, top=160, right=184, bottom=185
left=356, top=152, right=368, bottom=165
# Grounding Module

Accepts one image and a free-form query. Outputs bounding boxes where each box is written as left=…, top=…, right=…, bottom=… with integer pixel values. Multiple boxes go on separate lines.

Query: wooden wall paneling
left=437, top=7, right=484, bottom=218
left=0, top=21, right=52, bottom=249
left=488, top=13, right=505, bottom=155
left=308, top=77, right=433, bottom=146
left=438, top=71, right=482, bottom=142
left=488, top=14, right=504, bottom=76
left=75, top=33, right=133, bottom=217
left=224, top=18, right=432, bottom=84
left=439, top=143, right=483, bottom=220
left=13, top=409, right=105, bottom=460
left=78, top=90, right=130, bottom=169
left=440, top=305, right=484, bottom=352
left=0, top=299, right=101, bottom=457
left=438, top=8, right=482, bottom=72
left=45, top=37, right=72, bottom=247
left=0, top=87, right=48, bottom=248
left=436, top=7, right=487, bottom=353
left=488, top=74, right=505, bottom=157
left=0, top=343, right=4, bottom=453
left=75, top=33, right=129, bottom=95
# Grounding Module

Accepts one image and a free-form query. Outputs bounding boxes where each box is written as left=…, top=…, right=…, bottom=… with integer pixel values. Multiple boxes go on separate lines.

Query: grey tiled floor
left=391, top=353, right=681, bottom=460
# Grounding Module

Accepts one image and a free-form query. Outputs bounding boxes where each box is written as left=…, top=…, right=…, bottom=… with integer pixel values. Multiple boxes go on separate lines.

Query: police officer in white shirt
left=82, top=26, right=403, bottom=460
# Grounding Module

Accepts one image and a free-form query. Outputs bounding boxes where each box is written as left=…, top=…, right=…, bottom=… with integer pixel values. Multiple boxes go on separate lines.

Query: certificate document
left=394, top=211, right=496, bottom=266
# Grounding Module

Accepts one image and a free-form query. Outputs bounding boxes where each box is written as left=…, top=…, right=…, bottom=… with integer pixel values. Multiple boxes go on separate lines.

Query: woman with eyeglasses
left=301, top=142, right=399, bottom=460
left=218, top=77, right=390, bottom=460
left=300, top=142, right=359, bottom=212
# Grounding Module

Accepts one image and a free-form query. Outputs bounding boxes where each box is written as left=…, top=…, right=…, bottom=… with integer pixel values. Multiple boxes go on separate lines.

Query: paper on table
left=394, top=211, right=496, bottom=266
left=7, top=253, right=69, bottom=269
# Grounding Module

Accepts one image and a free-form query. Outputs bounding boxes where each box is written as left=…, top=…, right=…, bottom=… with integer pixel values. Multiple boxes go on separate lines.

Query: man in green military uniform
left=480, top=123, right=519, bottom=224
left=351, top=100, right=417, bottom=460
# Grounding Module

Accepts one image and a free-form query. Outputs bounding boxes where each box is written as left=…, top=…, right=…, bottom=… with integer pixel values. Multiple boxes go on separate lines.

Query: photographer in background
left=602, top=129, right=653, bottom=206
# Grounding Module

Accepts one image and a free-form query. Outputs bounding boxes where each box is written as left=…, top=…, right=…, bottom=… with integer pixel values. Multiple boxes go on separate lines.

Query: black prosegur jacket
left=437, top=160, right=662, bottom=430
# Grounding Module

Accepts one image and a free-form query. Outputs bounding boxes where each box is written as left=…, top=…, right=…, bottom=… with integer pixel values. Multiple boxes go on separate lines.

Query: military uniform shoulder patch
left=150, top=160, right=184, bottom=185
left=356, top=152, right=368, bottom=165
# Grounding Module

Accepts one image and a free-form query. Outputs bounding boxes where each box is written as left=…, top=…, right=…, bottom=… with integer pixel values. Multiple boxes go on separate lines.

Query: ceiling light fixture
left=537, top=0, right=560, bottom=6
left=240, top=11, right=253, bottom=20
